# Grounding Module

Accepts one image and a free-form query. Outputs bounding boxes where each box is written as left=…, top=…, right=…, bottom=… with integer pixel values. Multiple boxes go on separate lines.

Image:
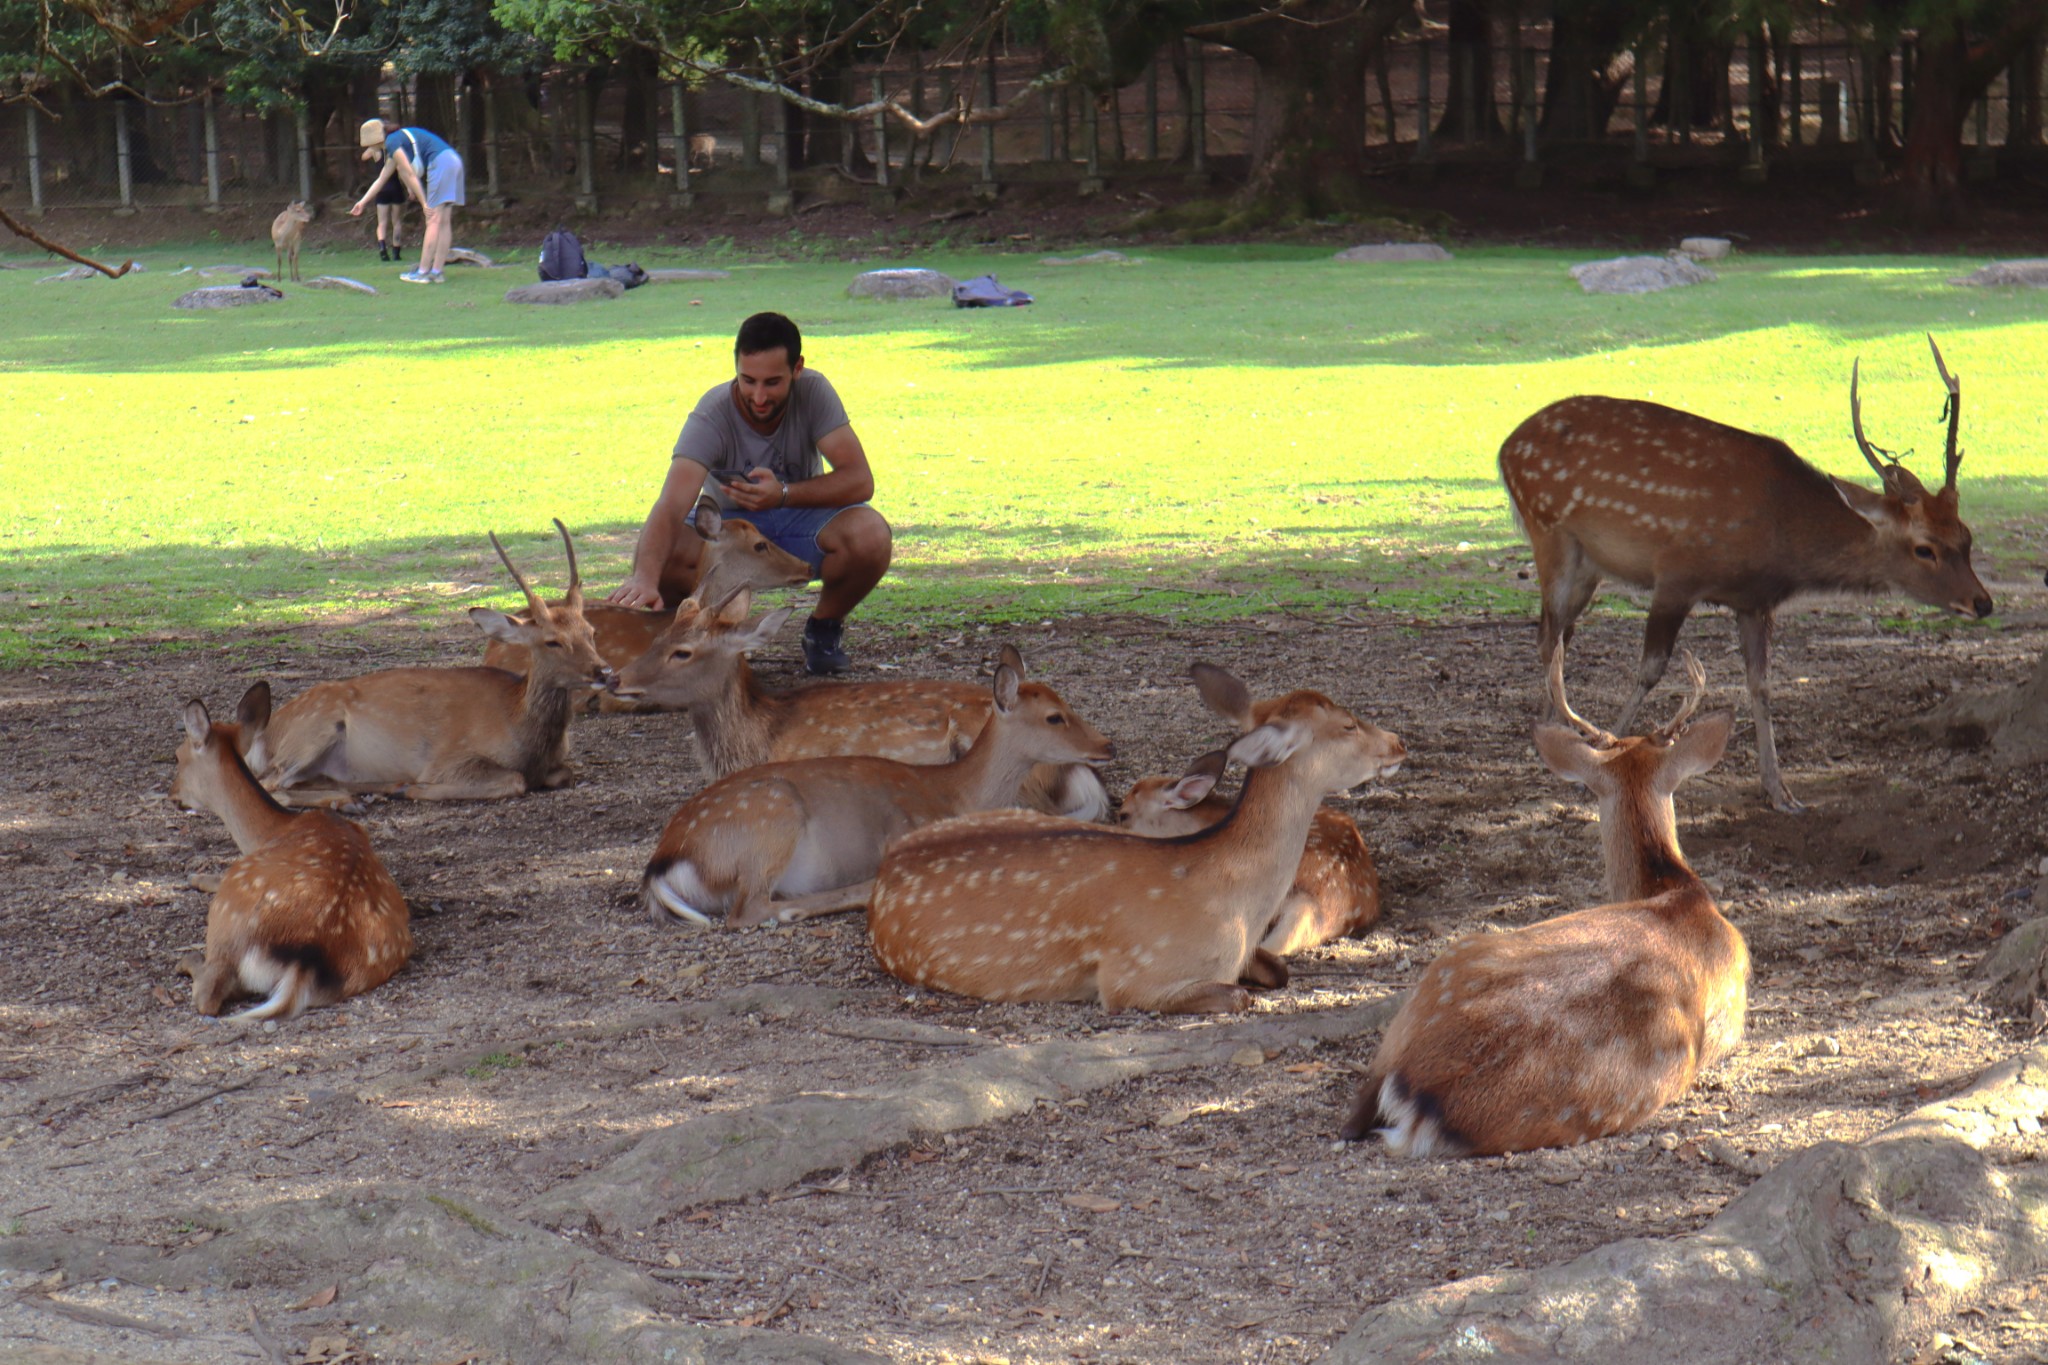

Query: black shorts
left=374, top=175, right=408, bottom=206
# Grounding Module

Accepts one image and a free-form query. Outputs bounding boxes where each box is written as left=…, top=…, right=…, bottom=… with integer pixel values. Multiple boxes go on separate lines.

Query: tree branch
left=0, top=205, right=136, bottom=278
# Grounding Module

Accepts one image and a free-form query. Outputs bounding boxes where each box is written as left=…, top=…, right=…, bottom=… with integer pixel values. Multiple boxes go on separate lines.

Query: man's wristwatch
left=778, top=480, right=790, bottom=508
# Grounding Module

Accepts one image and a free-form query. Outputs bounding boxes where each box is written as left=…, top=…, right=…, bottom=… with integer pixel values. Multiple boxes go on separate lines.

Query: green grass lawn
left=2, top=241, right=2044, bottom=668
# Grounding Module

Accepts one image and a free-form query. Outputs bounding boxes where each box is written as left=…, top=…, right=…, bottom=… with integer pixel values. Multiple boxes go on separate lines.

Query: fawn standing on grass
left=612, top=589, right=1111, bottom=820
left=865, top=676, right=1405, bottom=1013
left=272, top=202, right=313, bottom=283
left=640, top=646, right=1114, bottom=929
left=1117, top=664, right=1386, bottom=954
left=172, top=684, right=412, bottom=1019
left=1344, top=656, right=1747, bottom=1157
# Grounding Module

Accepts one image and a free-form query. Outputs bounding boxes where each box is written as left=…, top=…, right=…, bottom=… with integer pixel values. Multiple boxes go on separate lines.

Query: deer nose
left=1972, top=594, right=1995, bottom=620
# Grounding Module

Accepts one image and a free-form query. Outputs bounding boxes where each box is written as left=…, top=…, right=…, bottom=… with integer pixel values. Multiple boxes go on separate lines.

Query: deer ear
left=1191, top=663, right=1254, bottom=729
left=712, top=586, right=754, bottom=626
left=1533, top=722, right=1604, bottom=786
left=695, top=504, right=724, bottom=539
left=1162, top=768, right=1220, bottom=809
left=1225, top=720, right=1306, bottom=770
left=468, top=607, right=540, bottom=643
left=998, top=643, right=1026, bottom=677
left=736, top=605, right=794, bottom=653
left=1829, top=475, right=1895, bottom=528
left=1658, top=711, right=1735, bottom=791
left=992, top=661, right=1022, bottom=714
left=181, top=700, right=211, bottom=747
left=236, top=681, right=272, bottom=734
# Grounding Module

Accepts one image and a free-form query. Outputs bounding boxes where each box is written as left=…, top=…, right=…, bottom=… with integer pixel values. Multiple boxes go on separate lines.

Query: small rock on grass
left=1569, top=253, right=1716, bottom=295
left=1334, top=242, right=1453, bottom=263
left=846, top=268, right=954, bottom=300
left=645, top=268, right=732, bottom=282
left=173, top=283, right=285, bottom=309
left=504, top=277, right=625, bottom=305
left=1950, top=259, right=2048, bottom=288
left=303, top=276, right=379, bottom=295
left=1041, top=250, right=1135, bottom=266
left=1678, top=237, right=1733, bottom=260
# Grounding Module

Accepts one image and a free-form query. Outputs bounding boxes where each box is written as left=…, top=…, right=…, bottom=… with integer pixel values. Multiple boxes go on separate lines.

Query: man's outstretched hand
left=607, top=576, right=663, bottom=609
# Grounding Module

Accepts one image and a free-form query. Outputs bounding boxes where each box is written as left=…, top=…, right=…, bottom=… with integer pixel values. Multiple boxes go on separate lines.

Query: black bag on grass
left=539, top=228, right=588, bottom=283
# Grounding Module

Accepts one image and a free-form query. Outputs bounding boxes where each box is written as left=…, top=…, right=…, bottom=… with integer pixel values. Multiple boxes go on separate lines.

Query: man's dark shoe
left=802, top=616, right=850, bottom=675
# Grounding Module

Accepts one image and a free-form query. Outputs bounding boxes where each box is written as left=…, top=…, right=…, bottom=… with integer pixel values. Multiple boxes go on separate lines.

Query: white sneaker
left=400, top=269, right=431, bottom=284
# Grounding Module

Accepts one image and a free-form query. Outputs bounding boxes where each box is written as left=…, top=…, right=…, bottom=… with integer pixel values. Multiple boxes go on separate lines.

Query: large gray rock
left=172, top=283, right=285, bottom=309
left=1570, top=253, right=1717, bottom=295
left=1042, top=250, right=1135, bottom=266
left=1679, top=236, right=1734, bottom=259
left=1952, top=259, right=2048, bottom=288
left=646, top=267, right=733, bottom=282
left=504, top=277, right=625, bottom=305
left=846, top=267, right=955, bottom=300
left=303, top=275, right=379, bottom=295
left=1334, top=242, right=1453, bottom=263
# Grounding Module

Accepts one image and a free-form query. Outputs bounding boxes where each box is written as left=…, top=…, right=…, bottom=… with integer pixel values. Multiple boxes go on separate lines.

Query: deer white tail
left=226, top=947, right=334, bottom=1021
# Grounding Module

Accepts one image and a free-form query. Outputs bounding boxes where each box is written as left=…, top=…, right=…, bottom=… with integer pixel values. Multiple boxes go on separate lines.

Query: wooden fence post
left=24, top=104, right=42, bottom=215
left=669, top=83, right=692, bottom=207
left=296, top=105, right=314, bottom=202
left=975, top=50, right=1000, bottom=199
left=1185, top=38, right=1208, bottom=182
left=114, top=100, right=136, bottom=213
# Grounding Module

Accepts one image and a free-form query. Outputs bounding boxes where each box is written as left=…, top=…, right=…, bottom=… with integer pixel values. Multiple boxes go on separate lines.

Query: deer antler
left=1652, top=652, right=1708, bottom=742
left=1926, top=334, right=1962, bottom=491
left=1848, top=358, right=1905, bottom=492
left=1547, top=650, right=1617, bottom=746
left=552, top=518, right=582, bottom=605
left=489, top=530, right=548, bottom=619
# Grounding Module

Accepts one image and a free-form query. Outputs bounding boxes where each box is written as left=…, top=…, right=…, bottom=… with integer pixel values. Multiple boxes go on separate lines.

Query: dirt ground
left=3, top=556, right=2048, bottom=1362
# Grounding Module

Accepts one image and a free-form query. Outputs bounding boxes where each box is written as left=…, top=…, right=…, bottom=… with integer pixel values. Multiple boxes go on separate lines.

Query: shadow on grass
left=6, top=250, right=2032, bottom=376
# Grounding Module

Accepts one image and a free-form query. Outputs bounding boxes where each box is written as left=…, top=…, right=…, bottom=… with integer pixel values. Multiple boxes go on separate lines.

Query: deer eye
left=1914, top=545, right=1937, bottom=562
left=670, top=649, right=693, bottom=662
left=1046, top=714, right=1066, bottom=725
left=544, top=640, right=564, bottom=649
left=753, top=543, right=766, bottom=553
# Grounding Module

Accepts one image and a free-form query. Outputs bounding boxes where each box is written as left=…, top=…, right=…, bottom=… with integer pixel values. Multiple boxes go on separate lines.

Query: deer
left=640, top=646, right=1114, bottom=929
left=1342, top=655, right=1747, bottom=1157
left=687, top=132, right=717, bottom=172
left=864, top=675, right=1406, bottom=1013
left=1499, top=335, right=1993, bottom=813
left=250, top=520, right=615, bottom=805
left=611, top=589, right=1112, bottom=821
left=271, top=201, right=313, bottom=283
left=171, top=683, right=413, bottom=1019
left=1117, top=665, right=1385, bottom=955
left=479, top=504, right=809, bottom=713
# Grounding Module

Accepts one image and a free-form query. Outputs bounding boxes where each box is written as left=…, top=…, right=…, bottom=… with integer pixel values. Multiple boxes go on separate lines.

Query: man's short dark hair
left=735, top=312, right=802, bottom=366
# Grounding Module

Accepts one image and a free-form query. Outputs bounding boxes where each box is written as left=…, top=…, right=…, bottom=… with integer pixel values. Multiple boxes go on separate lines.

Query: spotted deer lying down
left=172, top=684, right=412, bottom=1019
left=865, top=681, right=1406, bottom=1013
left=252, top=520, right=614, bottom=805
left=1118, top=665, right=1386, bottom=955
left=640, top=646, right=1114, bottom=929
left=1344, top=657, right=1747, bottom=1157
left=480, top=506, right=809, bottom=713
left=612, top=589, right=1111, bottom=820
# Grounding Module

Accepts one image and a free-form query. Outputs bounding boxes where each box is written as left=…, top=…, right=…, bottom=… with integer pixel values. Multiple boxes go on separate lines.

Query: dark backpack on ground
left=607, top=262, right=649, bottom=290
left=539, top=228, right=588, bottom=283
left=952, top=274, right=1033, bottom=308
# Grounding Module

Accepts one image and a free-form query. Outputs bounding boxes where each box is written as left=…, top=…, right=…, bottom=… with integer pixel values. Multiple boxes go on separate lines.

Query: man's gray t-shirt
left=672, top=369, right=851, bottom=508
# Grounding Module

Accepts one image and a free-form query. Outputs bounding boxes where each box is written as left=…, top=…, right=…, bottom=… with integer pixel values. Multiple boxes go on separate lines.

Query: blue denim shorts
left=688, top=502, right=868, bottom=576
left=425, top=151, right=465, bottom=207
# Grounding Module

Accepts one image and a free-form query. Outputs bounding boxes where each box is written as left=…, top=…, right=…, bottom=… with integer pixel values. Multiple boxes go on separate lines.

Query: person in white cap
left=349, top=118, right=464, bottom=284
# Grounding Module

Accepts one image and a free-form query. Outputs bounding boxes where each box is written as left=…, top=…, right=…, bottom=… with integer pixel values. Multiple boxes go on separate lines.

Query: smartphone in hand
left=711, top=467, right=753, bottom=486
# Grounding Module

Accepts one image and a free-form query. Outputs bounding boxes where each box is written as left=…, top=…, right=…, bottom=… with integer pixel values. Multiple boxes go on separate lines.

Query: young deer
left=479, top=505, right=809, bottom=712
left=172, top=684, right=412, bottom=1019
left=271, top=201, right=312, bottom=282
left=640, top=647, right=1113, bottom=929
left=1343, top=658, right=1747, bottom=1157
left=865, top=679, right=1406, bottom=1013
left=1500, top=335, right=1992, bottom=812
left=253, top=520, right=614, bottom=805
left=1118, top=664, right=1387, bottom=955
left=611, top=589, right=1111, bottom=820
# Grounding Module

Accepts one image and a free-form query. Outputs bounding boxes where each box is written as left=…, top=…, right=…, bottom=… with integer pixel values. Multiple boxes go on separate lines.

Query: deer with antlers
left=172, top=683, right=413, bottom=1019
left=1344, top=656, right=1746, bottom=1157
left=640, top=646, right=1114, bottom=929
left=1500, top=335, right=1992, bottom=812
left=864, top=673, right=1405, bottom=1013
left=1116, top=665, right=1385, bottom=955
left=480, top=506, right=810, bottom=714
left=610, top=589, right=1112, bottom=820
left=251, top=520, right=614, bottom=804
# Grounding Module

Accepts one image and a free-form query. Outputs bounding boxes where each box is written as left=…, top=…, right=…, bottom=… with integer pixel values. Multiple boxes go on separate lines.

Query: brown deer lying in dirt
left=481, top=505, right=808, bottom=713
left=864, top=678, right=1405, bottom=1013
left=272, top=201, right=313, bottom=282
left=172, top=683, right=412, bottom=1019
left=252, top=520, right=613, bottom=804
left=640, top=646, right=1113, bottom=928
left=1500, top=335, right=1992, bottom=812
left=612, top=589, right=1111, bottom=819
left=1344, top=657, right=1747, bottom=1157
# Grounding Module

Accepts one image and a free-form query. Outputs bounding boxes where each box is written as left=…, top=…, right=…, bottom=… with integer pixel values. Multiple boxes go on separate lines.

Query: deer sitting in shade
left=171, top=683, right=412, bottom=1020
left=1343, top=656, right=1747, bottom=1157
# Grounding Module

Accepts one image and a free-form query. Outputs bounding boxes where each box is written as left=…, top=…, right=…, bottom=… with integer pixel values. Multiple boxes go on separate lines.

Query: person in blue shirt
left=348, top=119, right=465, bottom=284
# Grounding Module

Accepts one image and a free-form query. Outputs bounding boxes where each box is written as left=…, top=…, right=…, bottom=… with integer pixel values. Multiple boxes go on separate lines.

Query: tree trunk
left=1900, top=6, right=2048, bottom=226
left=1542, top=0, right=1631, bottom=138
left=1196, top=0, right=1410, bottom=219
left=1437, top=0, right=1504, bottom=142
